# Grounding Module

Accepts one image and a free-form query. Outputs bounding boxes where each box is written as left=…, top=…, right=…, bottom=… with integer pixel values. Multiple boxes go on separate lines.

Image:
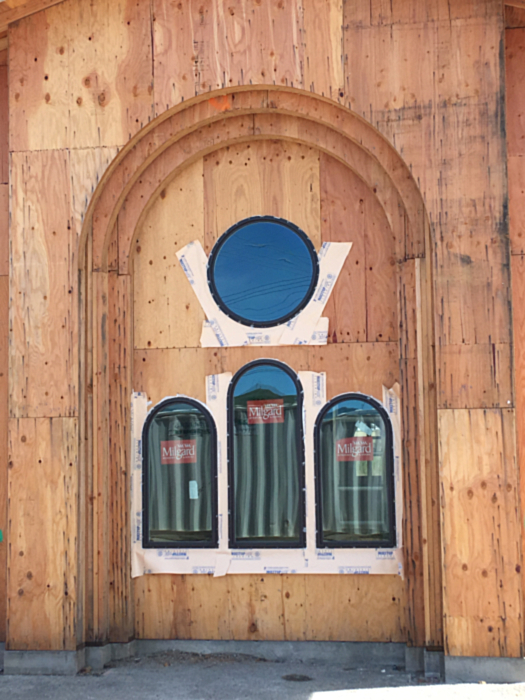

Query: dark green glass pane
left=319, top=399, right=391, bottom=544
left=232, top=365, right=300, bottom=543
left=147, top=402, right=213, bottom=544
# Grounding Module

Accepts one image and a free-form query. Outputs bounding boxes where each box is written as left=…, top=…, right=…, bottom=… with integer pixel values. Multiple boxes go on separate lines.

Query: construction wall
left=1, top=0, right=523, bottom=659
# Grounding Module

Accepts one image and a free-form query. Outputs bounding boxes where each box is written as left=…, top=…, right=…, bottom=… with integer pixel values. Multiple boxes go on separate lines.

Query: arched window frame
left=314, top=392, right=396, bottom=549
left=207, top=215, right=320, bottom=328
left=142, top=396, right=219, bottom=549
left=227, top=359, right=306, bottom=549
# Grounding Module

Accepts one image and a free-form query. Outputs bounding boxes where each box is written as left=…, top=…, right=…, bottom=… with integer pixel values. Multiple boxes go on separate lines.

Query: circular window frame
left=207, top=215, right=320, bottom=328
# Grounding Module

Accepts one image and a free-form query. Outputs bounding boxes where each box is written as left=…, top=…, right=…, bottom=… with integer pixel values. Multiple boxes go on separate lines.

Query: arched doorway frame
left=78, top=85, right=440, bottom=649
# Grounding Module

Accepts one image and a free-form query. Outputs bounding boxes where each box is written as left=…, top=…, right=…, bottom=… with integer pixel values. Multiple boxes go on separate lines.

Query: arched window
left=314, top=394, right=395, bottom=548
left=228, top=360, right=305, bottom=548
left=142, top=398, right=218, bottom=548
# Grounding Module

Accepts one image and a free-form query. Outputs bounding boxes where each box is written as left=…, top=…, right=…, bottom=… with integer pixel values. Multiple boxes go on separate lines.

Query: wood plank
left=511, top=253, right=525, bottom=634
left=69, top=146, right=119, bottom=241
left=438, top=408, right=523, bottom=657
left=416, top=257, right=443, bottom=647
left=0, top=184, right=7, bottom=276
left=68, top=0, right=153, bottom=149
left=152, top=0, right=303, bottom=115
left=304, top=575, right=405, bottom=642
left=437, top=344, right=513, bottom=409
left=0, top=62, right=7, bottom=184
left=508, top=156, right=525, bottom=254
left=7, top=417, right=78, bottom=650
left=0, top=1, right=65, bottom=33
left=10, top=150, right=78, bottom=418
left=108, top=273, right=133, bottom=642
left=0, top=275, right=7, bottom=641
left=203, top=140, right=321, bottom=256
left=133, top=159, right=205, bottom=351
left=506, top=28, right=525, bottom=157
left=303, top=0, right=344, bottom=100
left=9, top=1, right=70, bottom=152
left=507, top=0, right=525, bottom=10
left=370, top=0, right=498, bottom=25
left=90, top=270, right=110, bottom=643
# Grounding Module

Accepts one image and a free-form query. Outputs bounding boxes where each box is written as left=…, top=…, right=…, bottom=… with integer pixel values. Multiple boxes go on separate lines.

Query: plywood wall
left=4, top=0, right=521, bottom=658
left=132, top=140, right=404, bottom=642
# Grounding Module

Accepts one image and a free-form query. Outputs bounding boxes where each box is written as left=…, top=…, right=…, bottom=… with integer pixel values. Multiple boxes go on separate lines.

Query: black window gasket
left=207, top=215, right=320, bottom=328
left=314, top=392, right=396, bottom=549
left=142, top=396, right=219, bottom=549
left=227, top=359, right=306, bottom=549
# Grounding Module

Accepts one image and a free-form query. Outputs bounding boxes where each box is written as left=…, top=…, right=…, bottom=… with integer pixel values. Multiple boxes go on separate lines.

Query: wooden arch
left=79, top=86, right=440, bottom=649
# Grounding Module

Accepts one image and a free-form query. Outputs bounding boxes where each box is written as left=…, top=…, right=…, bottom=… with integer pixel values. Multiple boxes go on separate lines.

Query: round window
left=207, top=216, right=319, bottom=327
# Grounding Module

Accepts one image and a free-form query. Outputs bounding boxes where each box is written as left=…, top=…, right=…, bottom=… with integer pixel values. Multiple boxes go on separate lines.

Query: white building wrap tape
left=130, top=380, right=403, bottom=577
left=176, top=240, right=352, bottom=348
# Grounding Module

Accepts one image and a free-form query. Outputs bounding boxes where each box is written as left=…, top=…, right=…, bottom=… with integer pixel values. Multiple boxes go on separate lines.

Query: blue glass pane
left=209, top=217, right=317, bottom=326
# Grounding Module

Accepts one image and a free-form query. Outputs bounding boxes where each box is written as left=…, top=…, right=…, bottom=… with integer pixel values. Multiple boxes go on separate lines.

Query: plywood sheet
left=203, top=140, right=321, bottom=255
left=134, top=159, right=205, bottom=351
left=303, top=0, right=344, bottom=100
left=439, top=408, right=523, bottom=657
left=509, top=156, right=525, bottom=255
left=135, top=573, right=405, bottom=642
left=9, top=1, right=70, bottom=152
left=506, top=28, right=525, bottom=157
left=10, top=150, right=78, bottom=418
left=152, top=0, right=302, bottom=115
left=7, top=417, right=78, bottom=650
left=68, top=0, right=153, bottom=149
left=437, top=344, right=514, bottom=409
left=304, top=575, right=405, bottom=642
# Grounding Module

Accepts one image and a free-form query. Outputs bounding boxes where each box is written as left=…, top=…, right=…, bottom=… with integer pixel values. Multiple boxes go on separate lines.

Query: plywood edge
left=0, top=0, right=64, bottom=32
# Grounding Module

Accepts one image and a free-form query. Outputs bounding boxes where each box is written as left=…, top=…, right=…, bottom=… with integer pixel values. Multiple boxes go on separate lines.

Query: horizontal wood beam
left=506, top=1, right=525, bottom=9
left=0, top=0, right=64, bottom=33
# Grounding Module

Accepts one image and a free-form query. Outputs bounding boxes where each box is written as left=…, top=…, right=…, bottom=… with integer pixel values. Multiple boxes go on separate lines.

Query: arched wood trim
left=79, top=86, right=440, bottom=650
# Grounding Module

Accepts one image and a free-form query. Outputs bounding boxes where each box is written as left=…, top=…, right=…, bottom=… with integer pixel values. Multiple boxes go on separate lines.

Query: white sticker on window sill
left=177, top=240, right=352, bottom=348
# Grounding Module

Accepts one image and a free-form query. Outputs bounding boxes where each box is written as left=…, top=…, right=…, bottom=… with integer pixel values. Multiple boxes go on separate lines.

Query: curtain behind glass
left=231, top=364, right=302, bottom=544
left=319, top=403, right=389, bottom=543
left=147, top=405, right=213, bottom=543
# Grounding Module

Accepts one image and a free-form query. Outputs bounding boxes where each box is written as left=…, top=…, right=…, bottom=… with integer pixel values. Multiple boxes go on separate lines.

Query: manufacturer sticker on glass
left=336, top=437, right=373, bottom=462
left=247, top=399, right=284, bottom=424
left=160, top=439, right=197, bottom=464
